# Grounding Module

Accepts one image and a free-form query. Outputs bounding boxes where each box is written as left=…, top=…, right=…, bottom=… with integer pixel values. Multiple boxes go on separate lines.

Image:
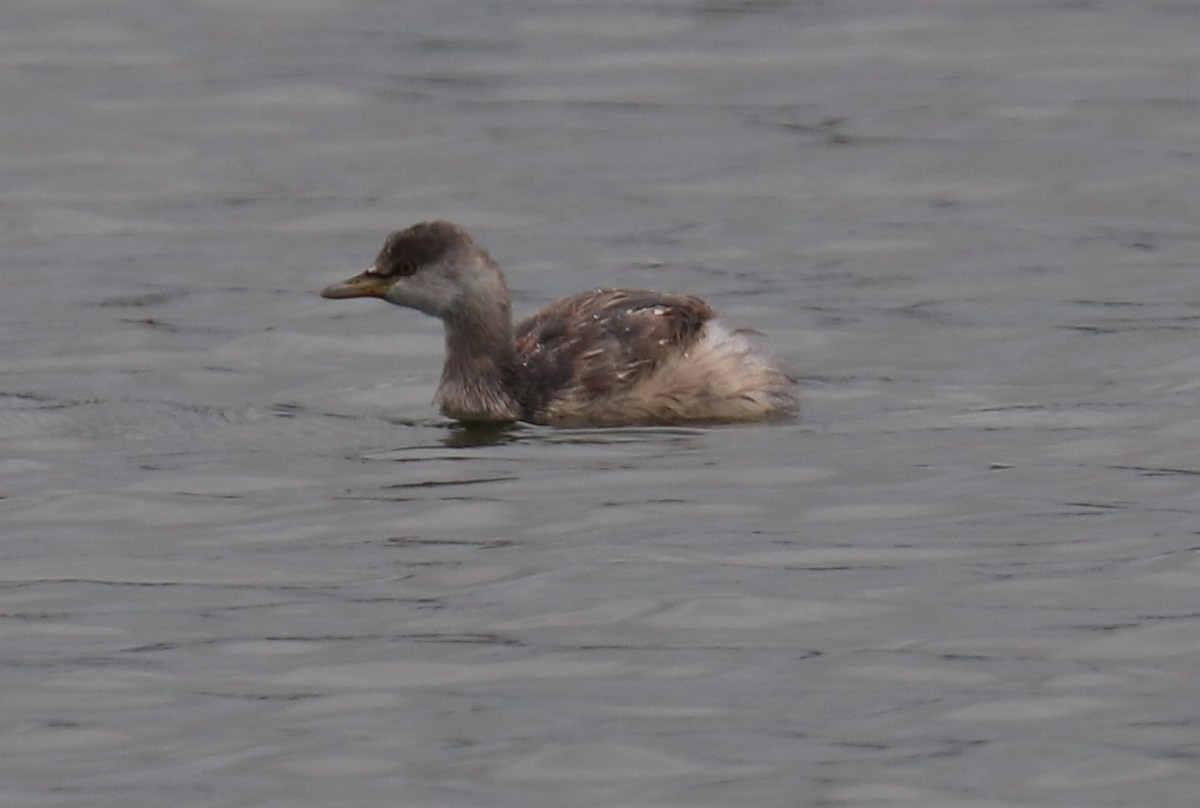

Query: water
left=4, top=1, right=1200, bottom=806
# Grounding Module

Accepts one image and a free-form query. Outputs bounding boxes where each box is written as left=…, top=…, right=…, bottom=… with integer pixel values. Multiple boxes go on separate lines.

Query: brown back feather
left=510, top=289, right=715, bottom=421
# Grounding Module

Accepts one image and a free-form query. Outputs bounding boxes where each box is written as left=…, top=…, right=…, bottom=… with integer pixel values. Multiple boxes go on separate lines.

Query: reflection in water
left=441, top=421, right=521, bottom=448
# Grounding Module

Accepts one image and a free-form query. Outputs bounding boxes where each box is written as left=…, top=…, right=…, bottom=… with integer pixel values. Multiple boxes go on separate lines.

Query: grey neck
left=435, top=306, right=520, bottom=422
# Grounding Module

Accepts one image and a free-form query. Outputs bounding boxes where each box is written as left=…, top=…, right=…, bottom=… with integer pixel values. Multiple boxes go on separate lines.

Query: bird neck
left=436, top=300, right=521, bottom=422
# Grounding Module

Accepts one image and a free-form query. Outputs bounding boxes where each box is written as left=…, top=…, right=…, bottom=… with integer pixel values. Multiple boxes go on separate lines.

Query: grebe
left=320, top=221, right=797, bottom=426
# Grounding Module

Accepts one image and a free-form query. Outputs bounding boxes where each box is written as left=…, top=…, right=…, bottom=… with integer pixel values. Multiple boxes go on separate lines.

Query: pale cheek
left=385, top=276, right=456, bottom=317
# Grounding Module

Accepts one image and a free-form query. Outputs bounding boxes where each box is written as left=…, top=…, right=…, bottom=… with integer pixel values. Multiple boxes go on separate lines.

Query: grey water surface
left=4, top=1, right=1200, bottom=806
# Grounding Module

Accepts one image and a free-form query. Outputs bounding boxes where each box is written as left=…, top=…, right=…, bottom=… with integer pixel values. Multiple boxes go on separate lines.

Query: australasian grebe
left=319, top=221, right=798, bottom=426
